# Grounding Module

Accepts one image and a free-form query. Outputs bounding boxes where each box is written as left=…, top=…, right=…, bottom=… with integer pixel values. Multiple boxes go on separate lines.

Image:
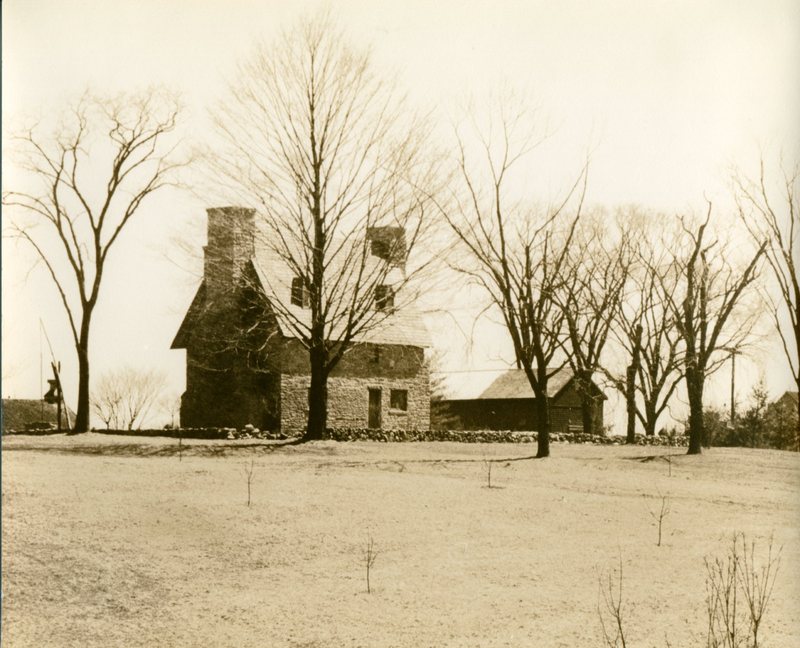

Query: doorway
left=368, top=388, right=382, bottom=429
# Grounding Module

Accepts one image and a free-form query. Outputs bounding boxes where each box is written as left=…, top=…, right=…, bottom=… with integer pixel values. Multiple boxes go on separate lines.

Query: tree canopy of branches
left=442, top=104, right=586, bottom=458
left=4, top=90, right=182, bottom=432
left=92, top=366, right=167, bottom=430
left=558, top=213, right=631, bottom=435
left=735, top=158, right=799, bottom=444
left=665, top=208, right=766, bottom=454
left=606, top=209, right=684, bottom=441
left=209, top=13, right=438, bottom=440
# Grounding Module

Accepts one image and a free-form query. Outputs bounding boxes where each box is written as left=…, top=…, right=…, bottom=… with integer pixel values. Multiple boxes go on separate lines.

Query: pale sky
left=3, top=0, right=799, bottom=426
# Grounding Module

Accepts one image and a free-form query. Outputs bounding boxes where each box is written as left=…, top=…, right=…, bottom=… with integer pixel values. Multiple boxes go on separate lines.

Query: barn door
left=368, top=388, right=382, bottom=429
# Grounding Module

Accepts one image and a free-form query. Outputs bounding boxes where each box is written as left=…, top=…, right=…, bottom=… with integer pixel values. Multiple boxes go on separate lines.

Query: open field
left=2, top=435, right=799, bottom=647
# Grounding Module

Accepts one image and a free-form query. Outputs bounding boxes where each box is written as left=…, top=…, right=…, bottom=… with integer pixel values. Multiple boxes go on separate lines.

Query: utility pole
left=728, top=348, right=738, bottom=427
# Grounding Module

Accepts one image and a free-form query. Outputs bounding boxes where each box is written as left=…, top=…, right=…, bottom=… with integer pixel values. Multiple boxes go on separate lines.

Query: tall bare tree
left=4, top=90, right=183, bottom=432
left=606, top=210, right=683, bottom=441
left=734, top=158, right=799, bottom=442
left=208, top=14, right=438, bottom=440
left=558, top=213, right=632, bottom=435
left=441, top=104, right=586, bottom=457
left=665, top=207, right=766, bottom=454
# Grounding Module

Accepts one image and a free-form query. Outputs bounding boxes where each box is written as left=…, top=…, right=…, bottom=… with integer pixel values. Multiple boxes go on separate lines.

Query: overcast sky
left=3, top=0, right=799, bottom=426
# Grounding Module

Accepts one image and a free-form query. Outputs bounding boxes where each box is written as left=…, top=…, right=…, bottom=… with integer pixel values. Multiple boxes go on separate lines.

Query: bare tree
left=208, top=13, right=439, bottom=441
left=734, top=158, right=799, bottom=444
left=4, top=90, right=183, bottom=432
left=441, top=102, right=586, bottom=457
left=606, top=211, right=684, bottom=441
left=559, top=213, right=632, bottom=435
left=362, top=533, right=378, bottom=594
left=92, top=366, right=167, bottom=430
left=665, top=207, right=766, bottom=455
left=647, top=493, right=671, bottom=547
left=597, top=557, right=629, bottom=648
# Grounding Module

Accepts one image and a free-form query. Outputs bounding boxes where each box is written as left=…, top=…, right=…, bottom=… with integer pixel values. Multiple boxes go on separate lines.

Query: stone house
left=171, top=206, right=430, bottom=433
left=434, top=367, right=606, bottom=432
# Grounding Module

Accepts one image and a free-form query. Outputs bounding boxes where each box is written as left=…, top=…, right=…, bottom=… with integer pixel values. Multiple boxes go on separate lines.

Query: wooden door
left=368, top=388, right=382, bottom=429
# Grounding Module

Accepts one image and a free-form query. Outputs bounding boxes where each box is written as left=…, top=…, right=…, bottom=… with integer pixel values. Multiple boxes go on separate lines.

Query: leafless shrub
left=705, top=533, right=781, bottom=648
left=598, top=556, right=629, bottom=648
left=363, top=533, right=379, bottom=594
left=648, top=493, right=671, bottom=547
left=92, top=366, right=167, bottom=430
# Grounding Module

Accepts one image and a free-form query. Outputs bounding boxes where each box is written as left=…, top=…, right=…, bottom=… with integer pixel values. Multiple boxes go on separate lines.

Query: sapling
left=243, top=459, right=256, bottom=507
left=648, top=493, right=671, bottom=547
left=597, top=556, right=628, bottom=648
left=363, top=534, right=378, bottom=594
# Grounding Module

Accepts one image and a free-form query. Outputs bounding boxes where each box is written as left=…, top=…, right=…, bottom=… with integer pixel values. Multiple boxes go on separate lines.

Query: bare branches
left=91, top=366, right=168, bottom=430
left=705, top=534, right=781, bottom=648
left=734, top=156, right=799, bottom=437
left=4, top=88, right=184, bottom=432
left=598, top=557, right=629, bottom=648
left=207, top=13, right=441, bottom=439
left=665, top=206, right=766, bottom=454
left=362, top=533, right=378, bottom=594
left=442, top=98, right=588, bottom=456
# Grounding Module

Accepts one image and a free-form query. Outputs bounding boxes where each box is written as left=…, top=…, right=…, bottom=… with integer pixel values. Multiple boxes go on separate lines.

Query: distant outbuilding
left=433, top=367, right=606, bottom=433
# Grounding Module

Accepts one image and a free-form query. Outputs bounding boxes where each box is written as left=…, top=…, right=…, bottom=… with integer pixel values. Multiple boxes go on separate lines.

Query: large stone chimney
left=203, top=206, right=255, bottom=303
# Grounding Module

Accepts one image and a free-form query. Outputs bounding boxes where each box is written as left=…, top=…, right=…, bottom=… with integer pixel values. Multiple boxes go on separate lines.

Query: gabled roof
left=479, top=367, right=574, bottom=400
left=440, top=366, right=606, bottom=401
left=251, top=243, right=430, bottom=348
left=171, top=281, right=207, bottom=349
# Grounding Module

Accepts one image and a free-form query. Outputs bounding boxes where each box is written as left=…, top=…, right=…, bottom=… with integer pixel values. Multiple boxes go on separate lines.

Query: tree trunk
left=72, top=316, right=92, bottom=433
left=626, top=324, right=643, bottom=444
left=577, top=371, right=596, bottom=435
left=686, top=369, right=705, bottom=455
left=304, top=348, right=328, bottom=441
left=625, top=365, right=637, bottom=444
left=644, top=401, right=658, bottom=437
left=535, top=395, right=551, bottom=458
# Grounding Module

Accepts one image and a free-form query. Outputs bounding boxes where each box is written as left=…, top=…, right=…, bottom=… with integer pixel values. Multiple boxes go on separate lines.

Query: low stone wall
left=89, top=427, right=290, bottom=440
left=323, top=428, right=689, bottom=446
left=3, top=425, right=688, bottom=446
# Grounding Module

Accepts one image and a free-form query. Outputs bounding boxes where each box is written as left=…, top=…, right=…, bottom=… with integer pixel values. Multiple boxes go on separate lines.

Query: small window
left=375, top=284, right=395, bottom=312
left=291, top=276, right=310, bottom=308
left=390, top=389, right=408, bottom=411
left=371, top=238, right=390, bottom=259
left=372, top=347, right=381, bottom=364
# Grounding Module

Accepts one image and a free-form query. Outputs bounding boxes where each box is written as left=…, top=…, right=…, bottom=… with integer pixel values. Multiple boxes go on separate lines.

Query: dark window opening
left=375, top=284, right=395, bottom=312
left=291, top=276, right=310, bottom=308
left=371, top=238, right=390, bottom=259
left=390, top=389, right=408, bottom=412
left=372, top=347, right=381, bottom=364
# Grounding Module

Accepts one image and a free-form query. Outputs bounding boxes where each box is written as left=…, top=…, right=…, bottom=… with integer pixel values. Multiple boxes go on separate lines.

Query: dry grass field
left=2, top=435, right=799, bottom=647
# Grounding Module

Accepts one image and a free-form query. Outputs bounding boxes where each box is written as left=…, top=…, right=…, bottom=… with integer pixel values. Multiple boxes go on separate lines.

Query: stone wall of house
left=280, top=368, right=430, bottom=434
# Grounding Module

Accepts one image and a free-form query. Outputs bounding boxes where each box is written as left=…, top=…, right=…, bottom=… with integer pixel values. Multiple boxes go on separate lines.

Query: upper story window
left=291, top=276, right=310, bottom=308
left=375, top=284, right=395, bottom=312
left=371, top=238, right=390, bottom=259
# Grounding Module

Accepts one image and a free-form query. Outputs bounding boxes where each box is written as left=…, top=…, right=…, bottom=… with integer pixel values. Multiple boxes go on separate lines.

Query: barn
left=434, top=367, right=606, bottom=433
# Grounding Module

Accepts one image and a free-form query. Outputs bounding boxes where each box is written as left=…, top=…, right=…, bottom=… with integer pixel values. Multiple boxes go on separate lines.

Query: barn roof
left=479, top=367, right=574, bottom=399
left=438, top=367, right=576, bottom=401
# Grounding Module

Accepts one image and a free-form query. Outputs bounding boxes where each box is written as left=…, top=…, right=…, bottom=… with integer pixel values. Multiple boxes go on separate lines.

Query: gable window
left=291, top=276, right=310, bottom=308
left=371, top=238, right=390, bottom=259
left=390, top=389, right=408, bottom=412
left=375, top=284, right=395, bottom=312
